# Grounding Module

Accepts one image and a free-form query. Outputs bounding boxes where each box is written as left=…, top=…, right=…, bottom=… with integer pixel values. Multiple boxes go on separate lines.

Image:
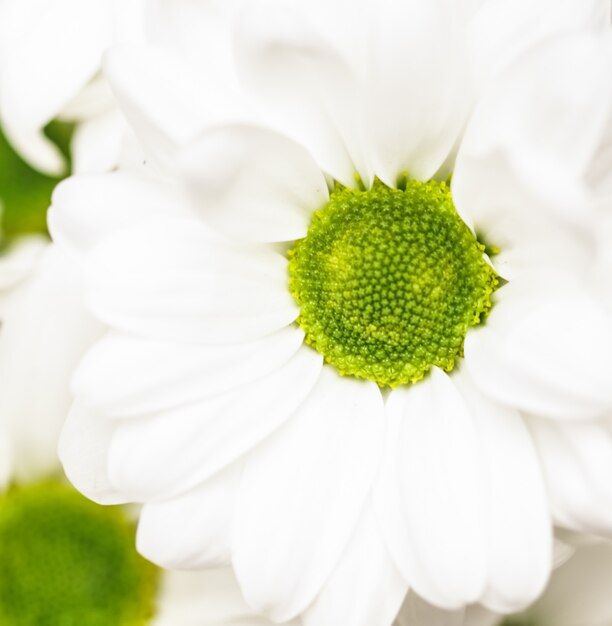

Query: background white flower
left=0, top=0, right=144, bottom=175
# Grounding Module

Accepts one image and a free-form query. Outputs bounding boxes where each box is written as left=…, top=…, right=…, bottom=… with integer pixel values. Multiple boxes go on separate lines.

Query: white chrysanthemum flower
left=51, top=0, right=612, bottom=624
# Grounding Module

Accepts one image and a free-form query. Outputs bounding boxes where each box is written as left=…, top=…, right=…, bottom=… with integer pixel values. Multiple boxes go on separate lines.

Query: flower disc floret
left=0, top=481, right=159, bottom=626
left=288, top=180, right=498, bottom=387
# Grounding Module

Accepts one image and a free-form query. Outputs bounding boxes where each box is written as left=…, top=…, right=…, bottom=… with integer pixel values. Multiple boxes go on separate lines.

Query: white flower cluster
left=1, top=0, right=612, bottom=624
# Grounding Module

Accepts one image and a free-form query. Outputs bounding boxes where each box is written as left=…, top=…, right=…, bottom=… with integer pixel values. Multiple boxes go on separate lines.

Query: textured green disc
left=288, top=180, right=498, bottom=387
left=0, top=481, right=159, bottom=626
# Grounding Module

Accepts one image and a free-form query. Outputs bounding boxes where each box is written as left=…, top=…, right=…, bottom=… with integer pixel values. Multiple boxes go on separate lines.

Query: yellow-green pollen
left=288, top=179, right=499, bottom=387
left=0, top=481, right=159, bottom=626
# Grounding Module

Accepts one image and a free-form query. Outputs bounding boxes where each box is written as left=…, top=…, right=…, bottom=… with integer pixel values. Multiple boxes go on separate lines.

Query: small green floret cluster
left=0, top=481, right=159, bottom=626
left=288, top=179, right=498, bottom=387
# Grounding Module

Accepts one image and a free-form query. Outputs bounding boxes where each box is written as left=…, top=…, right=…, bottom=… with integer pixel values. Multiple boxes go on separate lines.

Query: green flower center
left=0, top=481, right=159, bottom=626
left=288, top=180, right=498, bottom=387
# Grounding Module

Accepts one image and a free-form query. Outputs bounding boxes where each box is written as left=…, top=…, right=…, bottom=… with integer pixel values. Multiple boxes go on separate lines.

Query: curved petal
left=374, top=368, right=487, bottom=609
left=48, top=172, right=195, bottom=258
left=58, top=401, right=125, bottom=505
left=233, top=1, right=367, bottom=186
left=0, top=0, right=111, bottom=174
left=454, top=33, right=612, bottom=240
left=233, top=368, right=385, bottom=622
left=527, top=417, right=612, bottom=536
left=71, top=109, right=127, bottom=174
left=84, top=219, right=299, bottom=344
left=180, top=124, right=328, bottom=243
left=464, top=273, right=612, bottom=421
left=302, top=503, right=407, bottom=626
left=366, top=0, right=473, bottom=185
left=144, top=0, right=240, bottom=89
left=452, top=371, right=551, bottom=613
left=151, top=568, right=301, bottom=626
left=395, top=592, right=466, bottom=626
left=107, top=346, right=322, bottom=500
left=467, top=0, right=611, bottom=86
left=103, top=44, right=247, bottom=170
left=73, top=326, right=305, bottom=417
left=137, top=463, right=242, bottom=569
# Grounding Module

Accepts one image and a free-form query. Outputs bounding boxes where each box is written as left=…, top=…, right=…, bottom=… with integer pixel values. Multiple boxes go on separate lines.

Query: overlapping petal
left=84, top=219, right=299, bottom=344
left=180, top=124, right=328, bottom=243
left=233, top=368, right=384, bottom=622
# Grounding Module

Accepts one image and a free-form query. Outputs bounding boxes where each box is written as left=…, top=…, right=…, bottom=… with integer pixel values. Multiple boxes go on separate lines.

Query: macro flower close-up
left=2, top=0, right=612, bottom=624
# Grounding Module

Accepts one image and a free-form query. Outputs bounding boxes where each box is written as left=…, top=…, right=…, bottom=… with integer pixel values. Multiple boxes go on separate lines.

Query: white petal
left=73, top=326, right=305, bottom=417
left=452, top=371, right=551, bottom=613
left=48, top=172, right=195, bottom=258
left=395, top=592, right=466, bottom=626
left=144, top=0, right=240, bottom=89
left=137, top=464, right=241, bottom=569
left=180, top=124, right=328, bottom=243
left=454, top=33, right=612, bottom=237
left=464, top=273, right=612, bottom=421
left=107, top=346, right=322, bottom=500
left=85, top=219, right=299, bottom=344
left=0, top=0, right=111, bottom=174
left=374, top=368, right=487, bottom=609
left=303, top=503, right=407, bottom=626
left=58, top=401, right=125, bottom=505
left=233, top=368, right=384, bottom=622
left=468, top=0, right=610, bottom=86
left=366, top=0, right=473, bottom=185
left=71, top=109, right=127, bottom=174
left=151, top=568, right=297, bottom=626
left=233, top=1, right=367, bottom=186
left=527, top=417, right=612, bottom=535
left=104, top=44, right=246, bottom=169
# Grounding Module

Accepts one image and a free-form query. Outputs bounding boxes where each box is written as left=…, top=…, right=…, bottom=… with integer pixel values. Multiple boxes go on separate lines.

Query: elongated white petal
left=48, top=173, right=195, bottom=258
left=180, top=124, right=328, bottom=242
left=151, top=568, right=302, bottom=626
left=468, top=0, right=610, bottom=86
left=395, top=592, right=466, bottom=626
left=233, top=368, right=384, bottom=622
left=453, top=372, right=551, bottom=613
left=366, top=0, right=472, bottom=185
left=375, top=368, right=487, bottom=609
left=85, top=219, right=299, bottom=344
left=233, top=1, right=366, bottom=186
left=137, top=463, right=242, bottom=569
left=73, top=326, right=305, bottom=417
left=107, top=346, right=322, bottom=500
left=58, top=402, right=124, bottom=505
left=464, top=273, right=612, bottom=421
left=71, top=109, right=127, bottom=174
left=303, top=504, right=407, bottom=626
left=454, top=33, right=612, bottom=239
